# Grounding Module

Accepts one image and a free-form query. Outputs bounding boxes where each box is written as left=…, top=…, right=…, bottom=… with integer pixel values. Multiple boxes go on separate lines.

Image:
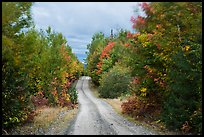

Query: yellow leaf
left=184, top=45, right=190, bottom=51
left=141, top=92, right=147, bottom=97
left=156, top=120, right=161, bottom=123
left=140, top=87, right=147, bottom=92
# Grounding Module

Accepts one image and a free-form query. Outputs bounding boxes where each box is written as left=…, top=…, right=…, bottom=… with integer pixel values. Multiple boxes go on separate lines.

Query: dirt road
left=66, top=76, right=159, bottom=135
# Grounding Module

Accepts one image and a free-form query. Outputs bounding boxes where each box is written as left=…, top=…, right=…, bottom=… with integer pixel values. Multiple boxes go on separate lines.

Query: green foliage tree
left=127, top=2, right=202, bottom=133
left=98, top=64, right=131, bottom=98
left=2, top=2, right=33, bottom=39
left=86, top=2, right=202, bottom=134
left=2, top=2, right=34, bottom=128
left=2, top=2, right=83, bottom=129
left=86, top=32, right=108, bottom=85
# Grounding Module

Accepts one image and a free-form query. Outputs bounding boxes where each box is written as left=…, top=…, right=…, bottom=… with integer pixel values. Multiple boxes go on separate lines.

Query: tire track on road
left=67, top=76, right=117, bottom=135
left=66, top=76, right=159, bottom=135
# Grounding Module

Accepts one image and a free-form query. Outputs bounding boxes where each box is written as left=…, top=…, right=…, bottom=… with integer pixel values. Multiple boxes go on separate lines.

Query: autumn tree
left=2, top=2, right=83, bottom=129
left=124, top=2, right=202, bottom=133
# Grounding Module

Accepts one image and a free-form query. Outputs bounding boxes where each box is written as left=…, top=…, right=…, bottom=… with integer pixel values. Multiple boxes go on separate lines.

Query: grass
left=89, top=80, right=100, bottom=98
left=10, top=106, right=78, bottom=135
left=33, top=107, right=62, bottom=130
left=44, top=107, right=78, bottom=134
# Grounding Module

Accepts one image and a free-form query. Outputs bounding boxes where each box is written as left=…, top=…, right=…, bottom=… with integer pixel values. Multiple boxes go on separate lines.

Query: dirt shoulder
left=9, top=106, right=78, bottom=135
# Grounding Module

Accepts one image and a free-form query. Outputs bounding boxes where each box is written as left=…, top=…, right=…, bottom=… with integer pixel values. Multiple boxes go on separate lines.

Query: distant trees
left=86, top=32, right=108, bottom=85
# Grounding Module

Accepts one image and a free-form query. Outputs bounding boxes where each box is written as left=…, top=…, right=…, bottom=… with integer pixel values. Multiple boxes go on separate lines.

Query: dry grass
left=10, top=106, right=78, bottom=135
left=102, top=97, right=140, bottom=125
left=46, top=108, right=78, bottom=134
left=102, top=98, right=123, bottom=114
left=88, top=80, right=100, bottom=98
left=33, top=107, right=65, bottom=131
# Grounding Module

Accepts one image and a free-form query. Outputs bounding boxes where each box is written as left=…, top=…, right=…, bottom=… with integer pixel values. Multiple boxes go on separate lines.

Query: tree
left=129, top=2, right=202, bottom=133
left=2, top=2, right=83, bottom=129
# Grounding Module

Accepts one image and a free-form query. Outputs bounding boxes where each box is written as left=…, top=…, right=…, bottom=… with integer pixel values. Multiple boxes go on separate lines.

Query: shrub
left=122, top=96, right=146, bottom=118
left=121, top=95, right=161, bottom=120
left=67, top=82, right=78, bottom=104
left=98, top=65, right=131, bottom=98
left=31, top=95, right=49, bottom=108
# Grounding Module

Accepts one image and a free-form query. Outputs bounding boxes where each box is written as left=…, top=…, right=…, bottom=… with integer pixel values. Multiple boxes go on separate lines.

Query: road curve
left=66, top=76, right=159, bottom=135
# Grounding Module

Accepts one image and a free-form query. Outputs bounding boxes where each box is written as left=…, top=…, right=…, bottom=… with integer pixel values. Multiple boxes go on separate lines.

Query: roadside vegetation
left=2, top=2, right=83, bottom=134
left=85, top=2, right=202, bottom=135
left=89, top=80, right=180, bottom=135
left=8, top=107, right=78, bottom=135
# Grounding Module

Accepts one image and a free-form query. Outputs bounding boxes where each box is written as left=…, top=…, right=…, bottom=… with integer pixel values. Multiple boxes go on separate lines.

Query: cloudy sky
left=31, top=2, right=145, bottom=63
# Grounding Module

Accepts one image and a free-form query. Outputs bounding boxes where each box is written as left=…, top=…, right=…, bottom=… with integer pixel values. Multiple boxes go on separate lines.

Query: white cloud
left=72, top=48, right=88, bottom=55
left=31, top=2, right=144, bottom=62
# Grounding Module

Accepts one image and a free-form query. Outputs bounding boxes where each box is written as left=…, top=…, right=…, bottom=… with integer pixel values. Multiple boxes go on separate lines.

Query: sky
left=31, top=2, right=145, bottom=63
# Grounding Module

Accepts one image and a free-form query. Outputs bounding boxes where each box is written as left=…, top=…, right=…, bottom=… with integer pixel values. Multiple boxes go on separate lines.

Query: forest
left=85, top=2, right=202, bottom=134
left=2, top=2, right=83, bottom=130
left=2, top=2, right=202, bottom=135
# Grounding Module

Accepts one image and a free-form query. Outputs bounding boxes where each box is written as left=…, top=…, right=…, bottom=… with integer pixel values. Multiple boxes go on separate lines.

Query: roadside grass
left=44, top=107, right=78, bottom=134
left=10, top=107, right=78, bottom=135
left=33, top=107, right=62, bottom=131
left=88, top=80, right=181, bottom=135
left=89, top=80, right=100, bottom=98
left=10, top=106, right=78, bottom=135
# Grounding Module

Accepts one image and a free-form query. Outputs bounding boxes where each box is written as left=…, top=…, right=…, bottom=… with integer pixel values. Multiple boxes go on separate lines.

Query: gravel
left=66, top=76, right=160, bottom=135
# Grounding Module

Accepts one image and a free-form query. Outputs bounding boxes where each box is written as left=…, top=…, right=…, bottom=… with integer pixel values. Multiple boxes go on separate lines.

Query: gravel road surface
left=66, top=76, right=159, bottom=135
